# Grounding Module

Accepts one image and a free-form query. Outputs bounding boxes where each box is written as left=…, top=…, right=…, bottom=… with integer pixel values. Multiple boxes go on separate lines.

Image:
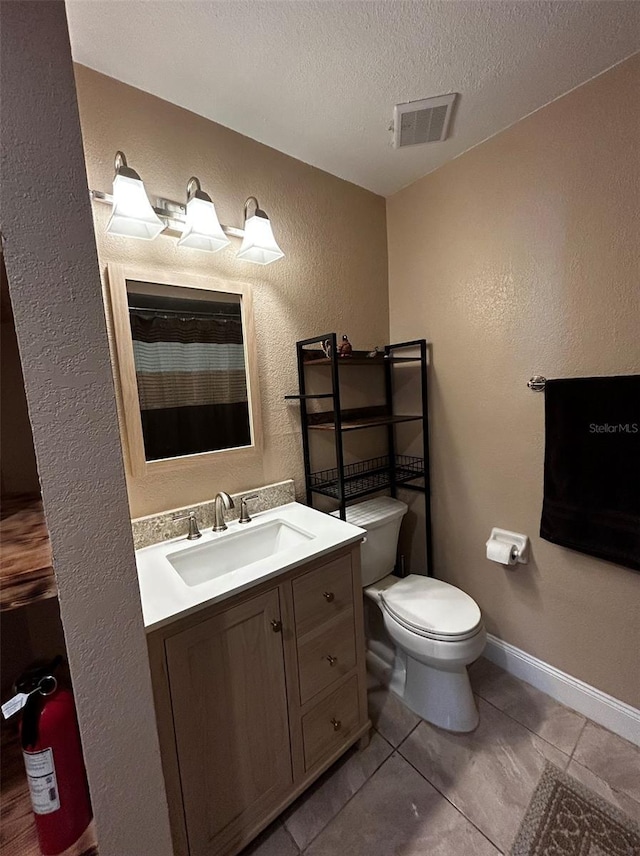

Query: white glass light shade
left=237, top=213, right=285, bottom=265
left=177, top=196, right=230, bottom=252
left=106, top=173, right=164, bottom=240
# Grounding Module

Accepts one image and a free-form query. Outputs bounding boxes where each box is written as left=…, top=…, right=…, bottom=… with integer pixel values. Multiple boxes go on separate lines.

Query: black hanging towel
left=540, top=375, right=640, bottom=571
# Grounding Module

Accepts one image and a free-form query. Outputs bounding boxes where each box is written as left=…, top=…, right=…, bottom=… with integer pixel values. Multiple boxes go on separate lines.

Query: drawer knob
left=323, top=591, right=335, bottom=603
left=331, top=717, right=342, bottom=732
left=326, top=655, right=337, bottom=666
left=270, top=620, right=282, bottom=633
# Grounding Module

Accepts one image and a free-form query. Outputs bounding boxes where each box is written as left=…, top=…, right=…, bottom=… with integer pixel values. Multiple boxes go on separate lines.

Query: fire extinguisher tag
left=1, top=690, right=36, bottom=719
left=23, top=748, right=61, bottom=815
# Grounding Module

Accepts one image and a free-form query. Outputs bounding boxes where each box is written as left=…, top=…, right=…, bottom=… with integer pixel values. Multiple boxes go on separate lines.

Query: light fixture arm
left=244, top=196, right=268, bottom=220
left=186, top=176, right=203, bottom=201
left=113, top=149, right=142, bottom=182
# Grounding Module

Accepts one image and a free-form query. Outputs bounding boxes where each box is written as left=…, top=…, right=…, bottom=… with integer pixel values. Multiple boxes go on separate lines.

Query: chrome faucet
left=213, top=491, right=235, bottom=532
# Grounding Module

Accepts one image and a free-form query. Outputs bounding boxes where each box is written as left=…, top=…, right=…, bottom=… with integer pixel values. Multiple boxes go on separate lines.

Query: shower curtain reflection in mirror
left=105, top=265, right=261, bottom=477
left=128, top=287, right=251, bottom=461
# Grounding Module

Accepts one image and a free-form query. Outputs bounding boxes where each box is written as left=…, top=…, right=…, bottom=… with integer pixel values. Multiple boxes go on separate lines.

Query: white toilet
left=343, top=497, right=486, bottom=732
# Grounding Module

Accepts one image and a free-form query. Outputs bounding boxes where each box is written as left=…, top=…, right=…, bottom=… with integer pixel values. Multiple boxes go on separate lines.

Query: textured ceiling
left=66, top=1, right=639, bottom=196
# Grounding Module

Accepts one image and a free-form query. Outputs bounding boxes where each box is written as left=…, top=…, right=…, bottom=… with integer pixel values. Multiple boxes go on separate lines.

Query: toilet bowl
left=338, top=497, right=486, bottom=732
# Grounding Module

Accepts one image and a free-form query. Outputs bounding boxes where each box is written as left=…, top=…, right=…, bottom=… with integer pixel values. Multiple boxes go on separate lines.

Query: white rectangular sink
left=167, top=518, right=315, bottom=587
left=136, top=501, right=366, bottom=631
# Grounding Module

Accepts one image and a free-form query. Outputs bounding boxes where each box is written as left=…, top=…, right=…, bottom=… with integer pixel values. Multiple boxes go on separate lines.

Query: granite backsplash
left=131, top=479, right=297, bottom=550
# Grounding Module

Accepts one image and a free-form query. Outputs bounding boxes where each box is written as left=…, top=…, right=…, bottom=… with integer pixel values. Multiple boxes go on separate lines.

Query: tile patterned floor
left=242, top=657, right=640, bottom=855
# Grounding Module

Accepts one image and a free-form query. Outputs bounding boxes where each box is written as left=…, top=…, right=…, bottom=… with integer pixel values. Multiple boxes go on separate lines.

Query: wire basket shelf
left=309, top=455, right=424, bottom=500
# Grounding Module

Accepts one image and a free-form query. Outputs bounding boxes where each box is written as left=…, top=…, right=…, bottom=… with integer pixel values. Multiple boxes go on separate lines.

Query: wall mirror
left=106, top=264, right=261, bottom=476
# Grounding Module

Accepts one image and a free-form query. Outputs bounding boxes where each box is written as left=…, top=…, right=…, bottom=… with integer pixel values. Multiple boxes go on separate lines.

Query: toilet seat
left=379, top=575, right=483, bottom=642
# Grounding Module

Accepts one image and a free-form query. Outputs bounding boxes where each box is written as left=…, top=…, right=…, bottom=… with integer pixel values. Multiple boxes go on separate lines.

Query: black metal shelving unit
left=286, top=333, right=433, bottom=575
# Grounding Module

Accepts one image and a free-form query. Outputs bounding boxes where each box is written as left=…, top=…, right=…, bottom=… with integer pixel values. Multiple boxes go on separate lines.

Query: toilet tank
left=334, top=497, right=408, bottom=586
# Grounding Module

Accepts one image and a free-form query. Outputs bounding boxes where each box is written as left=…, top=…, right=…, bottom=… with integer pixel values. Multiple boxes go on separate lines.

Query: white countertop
left=136, top=501, right=365, bottom=632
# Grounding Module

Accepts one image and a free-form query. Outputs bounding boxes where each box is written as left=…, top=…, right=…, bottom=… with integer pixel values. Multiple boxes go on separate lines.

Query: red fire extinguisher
left=16, top=657, right=93, bottom=855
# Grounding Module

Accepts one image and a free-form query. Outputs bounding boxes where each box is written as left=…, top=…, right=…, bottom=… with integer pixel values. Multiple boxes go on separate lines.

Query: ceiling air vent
left=392, top=93, right=457, bottom=148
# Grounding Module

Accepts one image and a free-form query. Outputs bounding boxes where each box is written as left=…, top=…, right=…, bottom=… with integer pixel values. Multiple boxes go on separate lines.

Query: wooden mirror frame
left=105, top=264, right=262, bottom=477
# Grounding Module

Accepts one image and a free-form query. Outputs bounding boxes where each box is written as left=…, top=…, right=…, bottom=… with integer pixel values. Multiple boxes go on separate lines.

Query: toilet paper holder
left=486, top=528, right=529, bottom=565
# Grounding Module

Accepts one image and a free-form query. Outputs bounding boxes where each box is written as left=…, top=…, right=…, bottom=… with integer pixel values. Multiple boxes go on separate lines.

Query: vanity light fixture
left=177, top=177, right=230, bottom=253
left=91, top=153, right=285, bottom=264
left=106, top=151, right=165, bottom=240
left=236, top=197, right=285, bottom=265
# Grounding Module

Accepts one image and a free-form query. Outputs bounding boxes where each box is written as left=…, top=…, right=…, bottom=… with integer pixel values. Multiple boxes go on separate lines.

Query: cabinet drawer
left=292, top=554, right=354, bottom=638
left=302, top=676, right=360, bottom=771
left=297, top=610, right=356, bottom=704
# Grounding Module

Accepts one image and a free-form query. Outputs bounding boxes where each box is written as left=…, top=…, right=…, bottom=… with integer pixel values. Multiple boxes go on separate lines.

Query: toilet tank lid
left=331, top=497, right=408, bottom=530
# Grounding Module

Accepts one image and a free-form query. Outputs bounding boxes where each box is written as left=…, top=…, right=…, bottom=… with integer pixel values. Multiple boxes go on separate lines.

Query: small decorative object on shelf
left=321, top=338, right=332, bottom=359
left=339, top=334, right=353, bottom=357
left=367, top=346, right=384, bottom=359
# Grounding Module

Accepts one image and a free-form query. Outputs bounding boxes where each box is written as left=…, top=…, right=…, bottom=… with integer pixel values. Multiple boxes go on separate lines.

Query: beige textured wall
left=387, top=55, right=640, bottom=706
left=0, top=5, right=173, bottom=852
left=74, top=65, right=389, bottom=518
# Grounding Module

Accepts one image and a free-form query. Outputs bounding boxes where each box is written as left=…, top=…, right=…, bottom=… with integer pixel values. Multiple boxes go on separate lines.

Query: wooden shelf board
left=284, top=393, right=335, bottom=400
left=308, top=414, right=423, bottom=432
left=0, top=495, right=57, bottom=612
left=303, top=356, right=421, bottom=366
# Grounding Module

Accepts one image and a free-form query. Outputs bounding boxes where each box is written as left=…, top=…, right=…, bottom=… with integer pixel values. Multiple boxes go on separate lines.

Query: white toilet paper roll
left=486, top=539, right=517, bottom=565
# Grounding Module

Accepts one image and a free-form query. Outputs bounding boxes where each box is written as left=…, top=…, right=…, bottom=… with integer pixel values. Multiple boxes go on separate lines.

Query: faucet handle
left=238, top=494, right=259, bottom=524
left=172, top=510, right=202, bottom=540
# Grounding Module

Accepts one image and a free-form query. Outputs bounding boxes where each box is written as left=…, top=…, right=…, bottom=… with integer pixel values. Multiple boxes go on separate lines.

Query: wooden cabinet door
left=165, top=589, right=292, bottom=856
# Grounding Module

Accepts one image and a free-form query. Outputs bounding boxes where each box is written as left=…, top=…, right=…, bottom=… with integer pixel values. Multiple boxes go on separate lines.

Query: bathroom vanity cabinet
left=147, top=541, right=369, bottom=856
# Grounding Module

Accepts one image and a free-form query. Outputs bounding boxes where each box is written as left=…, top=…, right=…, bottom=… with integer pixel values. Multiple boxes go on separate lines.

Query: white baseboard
left=484, top=634, right=640, bottom=747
